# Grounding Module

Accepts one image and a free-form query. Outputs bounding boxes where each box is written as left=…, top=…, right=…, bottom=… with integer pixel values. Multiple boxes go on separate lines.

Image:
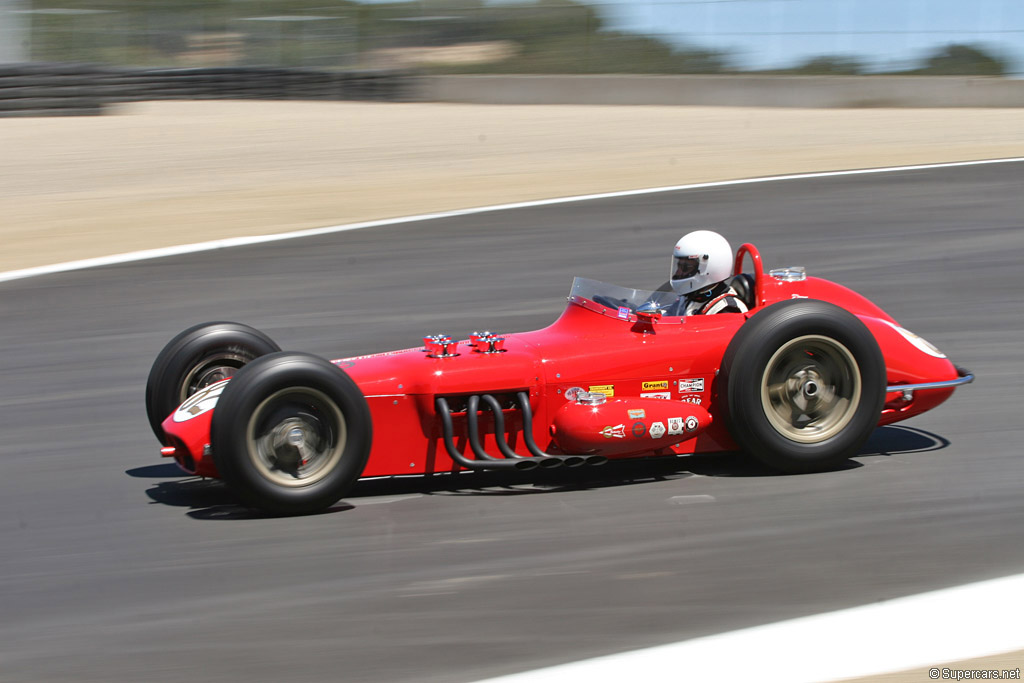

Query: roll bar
left=734, top=243, right=766, bottom=308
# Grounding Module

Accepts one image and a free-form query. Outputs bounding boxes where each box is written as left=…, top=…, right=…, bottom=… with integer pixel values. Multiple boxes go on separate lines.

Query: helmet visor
left=672, top=255, right=702, bottom=281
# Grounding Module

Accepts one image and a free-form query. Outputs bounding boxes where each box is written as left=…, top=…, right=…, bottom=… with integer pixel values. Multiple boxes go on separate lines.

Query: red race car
left=146, top=244, right=972, bottom=515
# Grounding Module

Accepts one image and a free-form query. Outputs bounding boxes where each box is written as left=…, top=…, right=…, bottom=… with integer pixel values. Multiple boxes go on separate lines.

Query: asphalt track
left=1, top=162, right=1022, bottom=682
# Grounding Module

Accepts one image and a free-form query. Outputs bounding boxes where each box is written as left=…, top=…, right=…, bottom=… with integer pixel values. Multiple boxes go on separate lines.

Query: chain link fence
left=1, top=0, right=1021, bottom=75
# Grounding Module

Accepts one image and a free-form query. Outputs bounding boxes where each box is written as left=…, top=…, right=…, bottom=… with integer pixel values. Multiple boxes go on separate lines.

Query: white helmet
left=670, top=230, right=734, bottom=296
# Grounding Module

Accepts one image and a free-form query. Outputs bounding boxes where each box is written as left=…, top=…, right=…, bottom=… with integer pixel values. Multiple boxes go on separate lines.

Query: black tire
left=720, top=299, right=886, bottom=473
left=209, top=352, right=372, bottom=516
left=145, top=322, right=280, bottom=443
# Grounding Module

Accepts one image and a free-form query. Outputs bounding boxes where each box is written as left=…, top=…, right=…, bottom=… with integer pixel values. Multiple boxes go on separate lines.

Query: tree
left=778, top=55, right=864, bottom=76
left=910, top=43, right=1007, bottom=76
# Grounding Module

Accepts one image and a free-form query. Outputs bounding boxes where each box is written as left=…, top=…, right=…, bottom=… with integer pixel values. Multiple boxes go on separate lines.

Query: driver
left=670, top=230, right=748, bottom=315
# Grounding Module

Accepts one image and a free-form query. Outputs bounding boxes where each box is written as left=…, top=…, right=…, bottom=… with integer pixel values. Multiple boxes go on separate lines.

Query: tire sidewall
left=210, top=352, right=372, bottom=516
left=722, top=299, right=886, bottom=473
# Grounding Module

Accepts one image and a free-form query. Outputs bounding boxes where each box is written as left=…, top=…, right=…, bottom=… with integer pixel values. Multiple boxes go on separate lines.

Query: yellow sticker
left=641, top=380, right=668, bottom=391
left=588, top=384, right=615, bottom=397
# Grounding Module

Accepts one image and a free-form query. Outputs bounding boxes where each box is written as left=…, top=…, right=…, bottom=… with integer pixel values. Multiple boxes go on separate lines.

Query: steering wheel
left=593, top=295, right=632, bottom=312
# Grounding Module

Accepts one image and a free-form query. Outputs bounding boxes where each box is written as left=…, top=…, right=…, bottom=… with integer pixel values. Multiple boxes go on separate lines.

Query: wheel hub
left=286, top=426, right=306, bottom=447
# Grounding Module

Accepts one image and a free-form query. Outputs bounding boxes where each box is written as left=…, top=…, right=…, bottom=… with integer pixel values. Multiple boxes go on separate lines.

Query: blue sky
left=593, top=0, right=1024, bottom=73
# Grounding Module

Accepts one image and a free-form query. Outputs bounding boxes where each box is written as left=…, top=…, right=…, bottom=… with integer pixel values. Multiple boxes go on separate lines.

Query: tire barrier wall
left=0, top=63, right=416, bottom=117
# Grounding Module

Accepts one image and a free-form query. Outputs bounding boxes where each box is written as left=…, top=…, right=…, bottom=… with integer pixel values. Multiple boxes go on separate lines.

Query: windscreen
left=568, top=277, right=680, bottom=318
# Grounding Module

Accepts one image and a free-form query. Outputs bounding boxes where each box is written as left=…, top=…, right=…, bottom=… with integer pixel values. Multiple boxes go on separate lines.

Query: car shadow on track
left=125, top=425, right=949, bottom=520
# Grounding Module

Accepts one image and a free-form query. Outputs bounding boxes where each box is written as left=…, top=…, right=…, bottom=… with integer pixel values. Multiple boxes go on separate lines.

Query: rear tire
left=210, top=352, right=372, bottom=516
left=146, top=322, right=280, bottom=443
left=721, top=300, right=885, bottom=473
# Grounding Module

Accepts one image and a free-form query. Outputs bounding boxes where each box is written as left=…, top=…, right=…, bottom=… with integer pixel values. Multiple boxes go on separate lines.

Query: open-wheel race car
left=146, top=244, right=973, bottom=515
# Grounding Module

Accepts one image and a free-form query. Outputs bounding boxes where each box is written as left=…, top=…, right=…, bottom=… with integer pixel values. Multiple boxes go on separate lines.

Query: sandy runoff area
left=1, top=101, right=1024, bottom=273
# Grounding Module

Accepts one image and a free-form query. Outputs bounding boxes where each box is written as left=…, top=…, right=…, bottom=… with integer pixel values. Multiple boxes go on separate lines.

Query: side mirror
left=636, top=301, right=664, bottom=323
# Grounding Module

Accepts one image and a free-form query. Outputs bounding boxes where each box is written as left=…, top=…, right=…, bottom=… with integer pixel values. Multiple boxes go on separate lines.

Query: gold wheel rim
left=760, top=334, right=861, bottom=444
left=246, top=387, right=347, bottom=488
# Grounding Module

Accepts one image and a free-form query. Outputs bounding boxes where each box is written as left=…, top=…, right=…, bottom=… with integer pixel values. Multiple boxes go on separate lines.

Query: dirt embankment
left=2, top=101, right=1023, bottom=273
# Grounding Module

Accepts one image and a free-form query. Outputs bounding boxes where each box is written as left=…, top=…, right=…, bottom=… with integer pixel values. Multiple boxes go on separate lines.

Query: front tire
left=721, top=300, right=886, bottom=473
left=146, top=322, right=280, bottom=442
left=210, top=352, right=372, bottom=516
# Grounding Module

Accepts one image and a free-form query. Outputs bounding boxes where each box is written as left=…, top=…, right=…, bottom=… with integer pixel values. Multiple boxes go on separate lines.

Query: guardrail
left=0, top=64, right=415, bottom=117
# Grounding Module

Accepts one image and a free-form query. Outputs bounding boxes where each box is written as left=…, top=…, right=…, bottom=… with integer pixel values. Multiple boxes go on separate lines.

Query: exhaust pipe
left=515, top=392, right=603, bottom=467
left=436, top=397, right=538, bottom=472
left=465, top=395, right=503, bottom=463
left=479, top=394, right=565, bottom=469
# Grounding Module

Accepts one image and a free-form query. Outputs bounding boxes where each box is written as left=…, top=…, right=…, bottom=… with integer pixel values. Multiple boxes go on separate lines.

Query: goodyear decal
left=601, top=424, right=626, bottom=439
left=589, top=384, right=615, bottom=398
left=640, top=391, right=671, bottom=400
left=678, top=377, right=705, bottom=393
left=627, top=408, right=646, bottom=420
left=641, top=380, right=668, bottom=391
left=680, top=395, right=702, bottom=405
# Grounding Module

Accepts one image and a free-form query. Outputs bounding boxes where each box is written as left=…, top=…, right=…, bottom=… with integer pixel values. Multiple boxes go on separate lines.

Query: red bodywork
left=162, top=245, right=964, bottom=479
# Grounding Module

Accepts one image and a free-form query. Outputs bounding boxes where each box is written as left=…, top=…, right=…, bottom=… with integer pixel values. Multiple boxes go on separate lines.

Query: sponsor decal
left=632, top=421, right=646, bottom=437
left=667, top=417, right=684, bottom=436
left=601, top=424, right=626, bottom=439
left=172, top=380, right=229, bottom=423
left=627, top=408, right=646, bottom=420
left=589, top=384, right=615, bottom=398
left=685, top=416, right=699, bottom=432
left=617, top=306, right=631, bottom=320
left=564, top=386, right=586, bottom=401
left=641, top=380, right=669, bottom=391
left=680, top=395, right=703, bottom=405
left=640, top=391, right=671, bottom=400
left=649, top=421, right=666, bottom=439
left=678, top=377, right=705, bottom=393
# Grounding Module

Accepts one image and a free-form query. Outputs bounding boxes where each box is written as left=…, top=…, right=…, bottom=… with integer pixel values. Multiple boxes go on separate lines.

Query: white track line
left=2, top=156, right=1023, bottom=284
left=474, top=573, right=1024, bottom=683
